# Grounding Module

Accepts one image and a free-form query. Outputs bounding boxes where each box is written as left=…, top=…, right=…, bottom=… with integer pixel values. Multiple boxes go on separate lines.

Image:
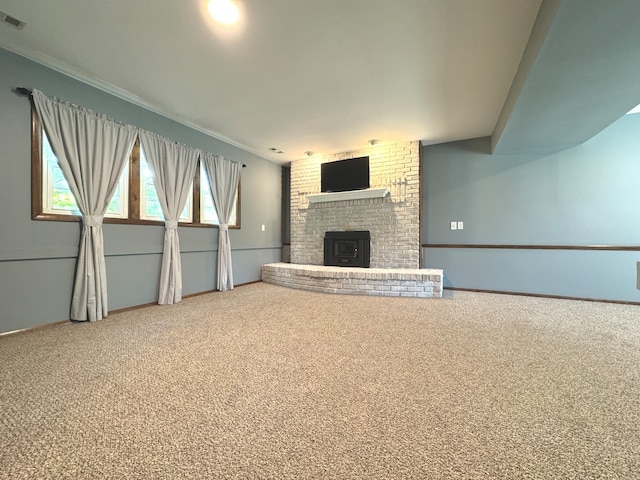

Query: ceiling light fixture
left=208, top=0, right=240, bottom=25
left=368, top=139, right=379, bottom=146
left=305, top=151, right=314, bottom=157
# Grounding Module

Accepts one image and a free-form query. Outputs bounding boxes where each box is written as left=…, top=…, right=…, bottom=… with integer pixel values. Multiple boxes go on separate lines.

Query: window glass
left=42, top=131, right=127, bottom=218
left=200, top=162, right=237, bottom=225
left=139, top=147, right=191, bottom=222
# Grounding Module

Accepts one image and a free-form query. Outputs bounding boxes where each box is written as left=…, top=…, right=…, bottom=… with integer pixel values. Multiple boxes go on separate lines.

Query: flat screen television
left=321, top=156, right=370, bottom=193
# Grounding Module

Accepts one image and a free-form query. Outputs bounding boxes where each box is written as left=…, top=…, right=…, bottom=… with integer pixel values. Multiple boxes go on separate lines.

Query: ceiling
left=0, top=0, right=542, bottom=163
left=2, top=0, right=639, bottom=164
left=491, top=0, right=640, bottom=155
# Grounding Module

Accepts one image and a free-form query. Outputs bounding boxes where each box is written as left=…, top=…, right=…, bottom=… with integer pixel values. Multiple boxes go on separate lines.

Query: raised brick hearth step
left=261, top=263, right=443, bottom=298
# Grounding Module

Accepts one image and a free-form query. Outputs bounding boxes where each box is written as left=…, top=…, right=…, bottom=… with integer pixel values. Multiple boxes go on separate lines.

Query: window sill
left=32, top=213, right=239, bottom=229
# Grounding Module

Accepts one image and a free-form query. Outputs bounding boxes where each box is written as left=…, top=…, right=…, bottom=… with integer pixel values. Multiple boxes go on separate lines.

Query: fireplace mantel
left=306, top=188, right=390, bottom=204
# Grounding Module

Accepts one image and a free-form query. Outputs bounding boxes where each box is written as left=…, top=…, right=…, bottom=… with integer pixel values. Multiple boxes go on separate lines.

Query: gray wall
left=422, top=113, right=640, bottom=302
left=0, top=48, right=282, bottom=333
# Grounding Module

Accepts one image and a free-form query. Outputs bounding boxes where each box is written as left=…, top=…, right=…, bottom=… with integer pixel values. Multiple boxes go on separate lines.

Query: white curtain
left=201, top=153, right=242, bottom=291
left=139, top=131, right=199, bottom=304
left=32, top=89, right=138, bottom=321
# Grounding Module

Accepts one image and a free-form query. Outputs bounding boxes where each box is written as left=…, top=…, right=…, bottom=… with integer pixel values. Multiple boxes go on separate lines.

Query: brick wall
left=290, top=141, right=420, bottom=268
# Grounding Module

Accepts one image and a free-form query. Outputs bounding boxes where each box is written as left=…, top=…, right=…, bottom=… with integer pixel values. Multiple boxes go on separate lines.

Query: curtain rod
left=16, top=87, right=246, bottom=167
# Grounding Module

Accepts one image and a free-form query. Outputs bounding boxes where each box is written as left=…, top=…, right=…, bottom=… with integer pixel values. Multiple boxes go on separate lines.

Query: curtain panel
left=139, top=131, right=199, bottom=304
left=201, top=153, right=242, bottom=291
left=32, top=89, right=138, bottom=321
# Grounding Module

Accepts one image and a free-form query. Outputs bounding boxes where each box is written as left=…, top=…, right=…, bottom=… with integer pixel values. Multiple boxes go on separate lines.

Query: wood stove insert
left=324, top=231, right=370, bottom=268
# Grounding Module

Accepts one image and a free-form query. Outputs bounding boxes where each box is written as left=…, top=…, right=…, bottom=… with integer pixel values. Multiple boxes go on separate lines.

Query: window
left=199, top=162, right=237, bottom=225
left=42, top=131, right=128, bottom=218
left=31, top=106, right=240, bottom=228
left=139, top=147, right=192, bottom=222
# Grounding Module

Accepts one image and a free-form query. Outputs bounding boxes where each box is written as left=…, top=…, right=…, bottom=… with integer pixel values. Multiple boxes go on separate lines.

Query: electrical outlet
left=457, top=221, right=464, bottom=230
left=450, top=221, right=457, bottom=230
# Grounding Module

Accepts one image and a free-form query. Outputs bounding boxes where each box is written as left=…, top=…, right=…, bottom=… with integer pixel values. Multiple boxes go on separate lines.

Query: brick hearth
left=262, top=263, right=443, bottom=298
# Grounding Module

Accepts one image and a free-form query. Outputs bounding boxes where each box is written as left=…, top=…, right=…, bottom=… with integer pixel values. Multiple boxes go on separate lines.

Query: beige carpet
left=1, top=282, right=639, bottom=479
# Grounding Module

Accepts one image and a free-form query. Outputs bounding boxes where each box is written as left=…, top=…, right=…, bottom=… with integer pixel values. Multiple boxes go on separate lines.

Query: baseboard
left=0, top=319, right=69, bottom=339
left=181, top=280, right=262, bottom=300
left=0, top=281, right=264, bottom=339
left=445, top=287, right=640, bottom=306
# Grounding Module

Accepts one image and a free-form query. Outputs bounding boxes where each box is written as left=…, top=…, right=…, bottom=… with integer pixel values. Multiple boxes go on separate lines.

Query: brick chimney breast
left=290, top=141, right=420, bottom=269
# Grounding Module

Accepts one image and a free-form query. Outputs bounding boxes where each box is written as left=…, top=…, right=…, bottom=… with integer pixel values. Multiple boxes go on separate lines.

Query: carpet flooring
left=1, top=282, right=639, bottom=479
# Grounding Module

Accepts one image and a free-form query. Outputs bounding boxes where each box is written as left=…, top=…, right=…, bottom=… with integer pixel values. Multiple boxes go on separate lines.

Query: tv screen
left=321, top=156, right=369, bottom=193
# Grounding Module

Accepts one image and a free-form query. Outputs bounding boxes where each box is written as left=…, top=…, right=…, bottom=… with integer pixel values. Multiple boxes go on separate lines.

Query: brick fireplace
left=290, top=141, right=421, bottom=269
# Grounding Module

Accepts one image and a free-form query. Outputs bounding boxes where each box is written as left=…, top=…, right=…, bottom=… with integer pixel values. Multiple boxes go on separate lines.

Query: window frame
left=30, top=104, right=241, bottom=229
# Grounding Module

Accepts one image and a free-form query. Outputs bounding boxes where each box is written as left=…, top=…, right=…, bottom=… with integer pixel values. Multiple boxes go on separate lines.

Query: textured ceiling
left=0, top=0, right=542, bottom=163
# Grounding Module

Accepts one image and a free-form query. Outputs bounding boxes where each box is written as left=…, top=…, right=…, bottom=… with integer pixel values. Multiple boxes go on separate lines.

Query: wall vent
left=0, top=11, right=26, bottom=30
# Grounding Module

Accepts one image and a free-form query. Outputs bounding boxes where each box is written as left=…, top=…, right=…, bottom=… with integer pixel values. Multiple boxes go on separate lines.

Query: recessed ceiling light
left=208, top=0, right=239, bottom=25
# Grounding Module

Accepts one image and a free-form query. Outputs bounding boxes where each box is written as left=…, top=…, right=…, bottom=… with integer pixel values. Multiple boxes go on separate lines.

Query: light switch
left=450, top=221, right=457, bottom=230
left=261, top=224, right=266, bottom=232
left=457, top=221, right=464, bottom=230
